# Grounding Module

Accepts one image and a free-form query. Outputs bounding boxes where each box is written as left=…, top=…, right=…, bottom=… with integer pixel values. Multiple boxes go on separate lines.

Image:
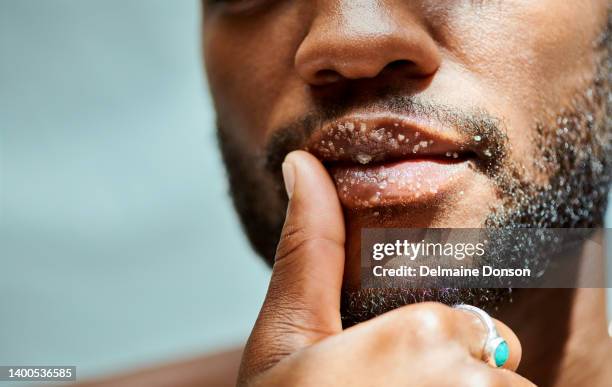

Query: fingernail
left=281, top=161, right=295, bottom=199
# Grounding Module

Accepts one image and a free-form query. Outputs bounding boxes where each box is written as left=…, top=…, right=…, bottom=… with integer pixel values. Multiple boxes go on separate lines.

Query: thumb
left=240, top=150, right=346, bottom=379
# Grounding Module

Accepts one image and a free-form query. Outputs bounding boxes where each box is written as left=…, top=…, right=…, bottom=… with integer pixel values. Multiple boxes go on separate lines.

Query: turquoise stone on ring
left=452, top=304, right=510, bottom=368
left=494, top=340, right=510, bottom=367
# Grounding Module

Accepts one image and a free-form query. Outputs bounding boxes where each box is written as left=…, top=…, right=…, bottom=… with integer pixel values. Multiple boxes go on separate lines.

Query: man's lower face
left=215, top=25, right=611, bottom=328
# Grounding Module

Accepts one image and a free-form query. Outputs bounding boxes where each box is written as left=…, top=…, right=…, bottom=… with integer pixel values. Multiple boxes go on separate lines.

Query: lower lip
left=330, top=158, right=470, bottom=208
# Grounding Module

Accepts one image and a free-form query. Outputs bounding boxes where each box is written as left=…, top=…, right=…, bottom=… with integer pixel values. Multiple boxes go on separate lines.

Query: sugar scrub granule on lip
left=369, top=192, right=381, bottom=204
left=356, top=153, right=373, bottom=164
left=370, top=129, right=385, bottom=142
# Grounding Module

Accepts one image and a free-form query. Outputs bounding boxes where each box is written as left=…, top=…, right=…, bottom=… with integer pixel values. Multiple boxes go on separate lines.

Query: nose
left=295, top=0, right=441, bottom=86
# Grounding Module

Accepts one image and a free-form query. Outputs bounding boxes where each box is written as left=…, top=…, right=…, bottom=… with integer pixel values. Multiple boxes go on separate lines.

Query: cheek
left=203, top=12, right=307, bottom=148
left=204, top=33, right=272, bottom=145
left=444, top=1, right=602, bottom=106
left=436, top=1, right=605, bottom=179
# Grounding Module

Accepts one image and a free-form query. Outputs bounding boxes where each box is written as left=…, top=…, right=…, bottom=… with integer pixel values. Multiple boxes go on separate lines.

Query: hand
left=238, top=150, right=535, bottom=387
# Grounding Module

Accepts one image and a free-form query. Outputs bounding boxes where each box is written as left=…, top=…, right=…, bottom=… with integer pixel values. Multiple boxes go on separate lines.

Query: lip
left=304, top=112, right=477, bottom=208
left=330, top=158, right=471, bottom=208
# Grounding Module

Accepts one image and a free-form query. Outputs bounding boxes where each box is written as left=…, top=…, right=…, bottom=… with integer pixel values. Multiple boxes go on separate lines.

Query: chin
left=340, top=287, right=514, bottom=328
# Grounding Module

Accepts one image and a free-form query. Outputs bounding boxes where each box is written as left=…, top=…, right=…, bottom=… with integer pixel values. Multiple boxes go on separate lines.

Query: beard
left=216, top=20, right=611, bottom=327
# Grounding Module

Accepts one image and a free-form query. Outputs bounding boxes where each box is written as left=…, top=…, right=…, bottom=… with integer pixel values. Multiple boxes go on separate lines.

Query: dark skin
left=75, top=1, right=610, bottom=386
left=204, top=0, right=610, bottom=385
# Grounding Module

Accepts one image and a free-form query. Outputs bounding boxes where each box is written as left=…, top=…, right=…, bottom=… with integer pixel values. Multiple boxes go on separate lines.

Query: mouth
left=304, top=112, right=479, bottom=208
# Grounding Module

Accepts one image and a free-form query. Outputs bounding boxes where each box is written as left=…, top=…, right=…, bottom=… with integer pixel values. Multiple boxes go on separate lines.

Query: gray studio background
left=0, top=0, right=271, bottom=381
left=0, top=0, right=610, bottom=383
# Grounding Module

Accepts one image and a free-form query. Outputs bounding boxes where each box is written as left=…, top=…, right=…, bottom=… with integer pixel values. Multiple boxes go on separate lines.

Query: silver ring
left=453, top=304, right=510, bottom=368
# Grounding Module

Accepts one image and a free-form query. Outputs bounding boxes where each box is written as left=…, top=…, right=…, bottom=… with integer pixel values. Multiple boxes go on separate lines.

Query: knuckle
left=374, top=302, right=455, bottom=350
left=275, top=224, right=309, bottom=262
left=407, top=302, right=456, bottom=340
left=274, top=224, right=341, bottom=263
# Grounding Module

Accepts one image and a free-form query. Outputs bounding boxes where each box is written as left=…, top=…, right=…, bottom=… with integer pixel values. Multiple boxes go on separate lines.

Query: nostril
left=387, top=59, right=413, bottom=69
left=387, top=59, right=414, bottom=69
left=382, top=59, right=434, bottom=79
left=313, top=69, right=343, bottom=84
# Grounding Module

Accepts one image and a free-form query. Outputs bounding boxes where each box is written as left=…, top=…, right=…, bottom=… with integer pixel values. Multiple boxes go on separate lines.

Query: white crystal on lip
left=355, top=153, right=373, bottom=164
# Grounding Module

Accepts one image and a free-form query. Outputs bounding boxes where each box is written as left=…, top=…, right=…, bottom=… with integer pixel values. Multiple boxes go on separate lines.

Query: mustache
left=264, top=95, right=510, bottom=176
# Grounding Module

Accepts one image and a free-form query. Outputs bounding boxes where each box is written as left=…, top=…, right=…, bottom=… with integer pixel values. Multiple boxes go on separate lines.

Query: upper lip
left=305, top=112, right=476, bottom=165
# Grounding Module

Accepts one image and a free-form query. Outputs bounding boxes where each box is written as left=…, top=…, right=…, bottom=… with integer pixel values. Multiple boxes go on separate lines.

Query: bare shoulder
left=76, top=347, right=243, bottom=387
